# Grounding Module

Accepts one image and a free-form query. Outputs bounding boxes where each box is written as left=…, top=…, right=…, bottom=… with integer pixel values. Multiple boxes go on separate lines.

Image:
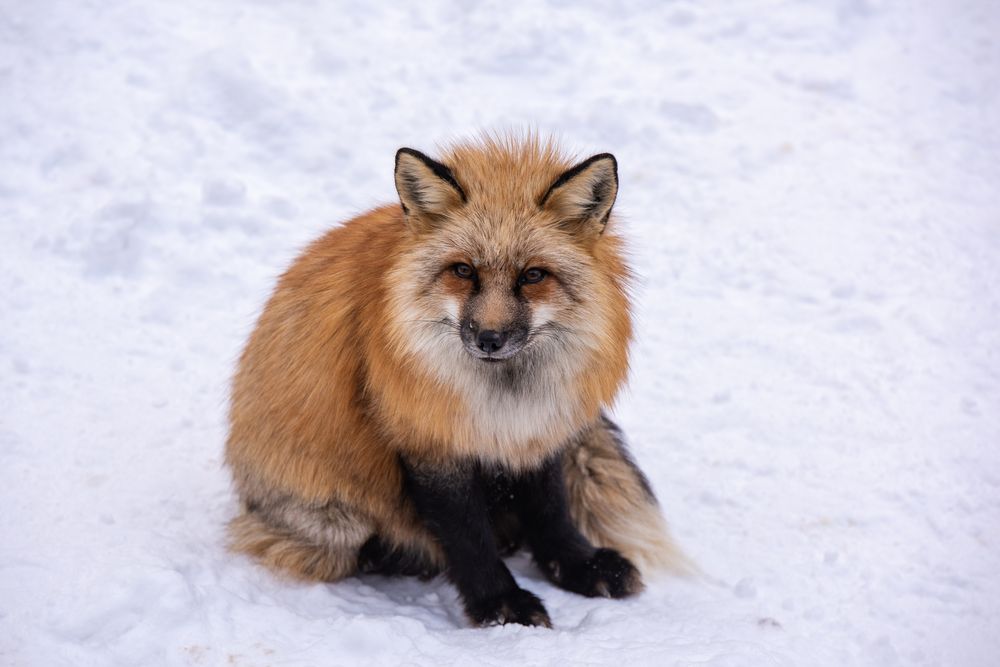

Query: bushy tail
left=227, top=498, right=372, bottom=582
left=561, top=415, right=695, bottom=576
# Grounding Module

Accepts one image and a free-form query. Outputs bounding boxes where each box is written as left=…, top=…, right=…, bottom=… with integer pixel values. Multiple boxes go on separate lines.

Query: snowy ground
left=2, top=1, right=999, bottom=665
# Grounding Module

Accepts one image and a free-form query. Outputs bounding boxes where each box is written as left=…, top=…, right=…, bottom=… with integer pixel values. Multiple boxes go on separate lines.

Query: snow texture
left=2, top=1, right=999, bottom=665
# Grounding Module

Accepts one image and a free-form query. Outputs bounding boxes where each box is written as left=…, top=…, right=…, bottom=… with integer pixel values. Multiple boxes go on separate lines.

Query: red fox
left=226, top=134, right=685, bottom=627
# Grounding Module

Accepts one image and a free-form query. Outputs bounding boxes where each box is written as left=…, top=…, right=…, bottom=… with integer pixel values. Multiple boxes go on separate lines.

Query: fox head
left=385, top=135, right=631, bottom=400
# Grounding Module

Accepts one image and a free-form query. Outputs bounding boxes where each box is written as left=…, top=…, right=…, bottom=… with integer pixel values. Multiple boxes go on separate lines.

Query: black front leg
left=400, top=457, right=551, bottom=628
left=512, top=455, right=644, bottom=598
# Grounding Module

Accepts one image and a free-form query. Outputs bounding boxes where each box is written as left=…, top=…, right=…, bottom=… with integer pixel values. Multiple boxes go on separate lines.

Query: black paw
left=543, top=548, right=644, bottom=598
left=465, top=587, right=552, bottom=628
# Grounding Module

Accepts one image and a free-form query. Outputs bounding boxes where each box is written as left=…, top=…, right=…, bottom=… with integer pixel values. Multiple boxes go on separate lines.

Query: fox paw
left=465, top=587, right=552, bottom=628
left=545, top=548, right=644, bottom=598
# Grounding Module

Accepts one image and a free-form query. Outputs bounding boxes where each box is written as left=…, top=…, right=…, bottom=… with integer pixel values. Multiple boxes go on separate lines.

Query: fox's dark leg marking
left=481, top=466, right=524, bottom=556
left=400, top=457, right=551, bottom=628
left=510, top=454, right=643, bottom=598
left=356, top=535, right=440, bottom=580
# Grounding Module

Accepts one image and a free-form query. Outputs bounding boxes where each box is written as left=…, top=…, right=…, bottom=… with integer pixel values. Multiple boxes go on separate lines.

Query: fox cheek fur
left=225, top=134, right=689, bottom=628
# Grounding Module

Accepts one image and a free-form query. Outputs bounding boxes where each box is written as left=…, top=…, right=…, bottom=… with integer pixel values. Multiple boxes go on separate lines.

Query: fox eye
left=453, top=263, right=475, bottom=279
left=519, top=268, right=547, bottom=285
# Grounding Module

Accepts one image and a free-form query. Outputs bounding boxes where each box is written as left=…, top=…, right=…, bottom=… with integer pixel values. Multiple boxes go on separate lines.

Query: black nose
left=476, top=329, right=506, bottom=354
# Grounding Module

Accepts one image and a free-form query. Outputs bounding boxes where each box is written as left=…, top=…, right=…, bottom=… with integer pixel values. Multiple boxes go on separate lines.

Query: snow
left=2, top=1, right=999, bottom=665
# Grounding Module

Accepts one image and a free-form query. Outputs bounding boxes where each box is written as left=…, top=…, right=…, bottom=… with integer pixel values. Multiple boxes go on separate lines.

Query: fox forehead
left=428, top=212, right=590, bottom=269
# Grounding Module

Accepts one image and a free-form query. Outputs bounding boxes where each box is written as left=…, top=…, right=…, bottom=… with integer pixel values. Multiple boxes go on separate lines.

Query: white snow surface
left=2, top=1, right=999, bottom=665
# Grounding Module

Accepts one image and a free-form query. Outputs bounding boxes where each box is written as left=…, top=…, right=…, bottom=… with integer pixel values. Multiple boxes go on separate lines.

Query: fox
left=225, top=134, right=686, bottom=628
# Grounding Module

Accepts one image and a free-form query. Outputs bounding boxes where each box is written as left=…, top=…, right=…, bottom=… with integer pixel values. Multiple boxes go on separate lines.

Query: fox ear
left=394, top=148, right=467, bottom=227
left=539, top=153, right=618, bottom=236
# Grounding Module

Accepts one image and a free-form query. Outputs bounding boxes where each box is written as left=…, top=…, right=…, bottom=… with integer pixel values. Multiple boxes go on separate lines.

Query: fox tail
left=561, top=415, right=695, bottom=576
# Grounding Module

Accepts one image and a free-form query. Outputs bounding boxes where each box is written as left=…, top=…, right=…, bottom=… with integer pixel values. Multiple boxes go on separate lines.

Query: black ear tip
left=592, top=152, right=618, bottom=174
left=395, top=147, right=418, bottom=167
left=395, top=147, right=444, bottom=174
left=576, top=153, right=618, bottom=180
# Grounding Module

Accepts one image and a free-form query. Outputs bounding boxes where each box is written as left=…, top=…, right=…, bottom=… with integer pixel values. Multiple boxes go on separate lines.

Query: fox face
left=447, top=260, right=538, bottom=362
left=428, top=225, right=590, bottom=364
left=376, top=137, right=632, bottom=460
left=390, top=141, right=624, bottom=376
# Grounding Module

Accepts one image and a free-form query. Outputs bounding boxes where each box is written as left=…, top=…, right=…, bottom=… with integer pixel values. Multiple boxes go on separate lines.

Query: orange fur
left=226, top=133, right=676, bottom=583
